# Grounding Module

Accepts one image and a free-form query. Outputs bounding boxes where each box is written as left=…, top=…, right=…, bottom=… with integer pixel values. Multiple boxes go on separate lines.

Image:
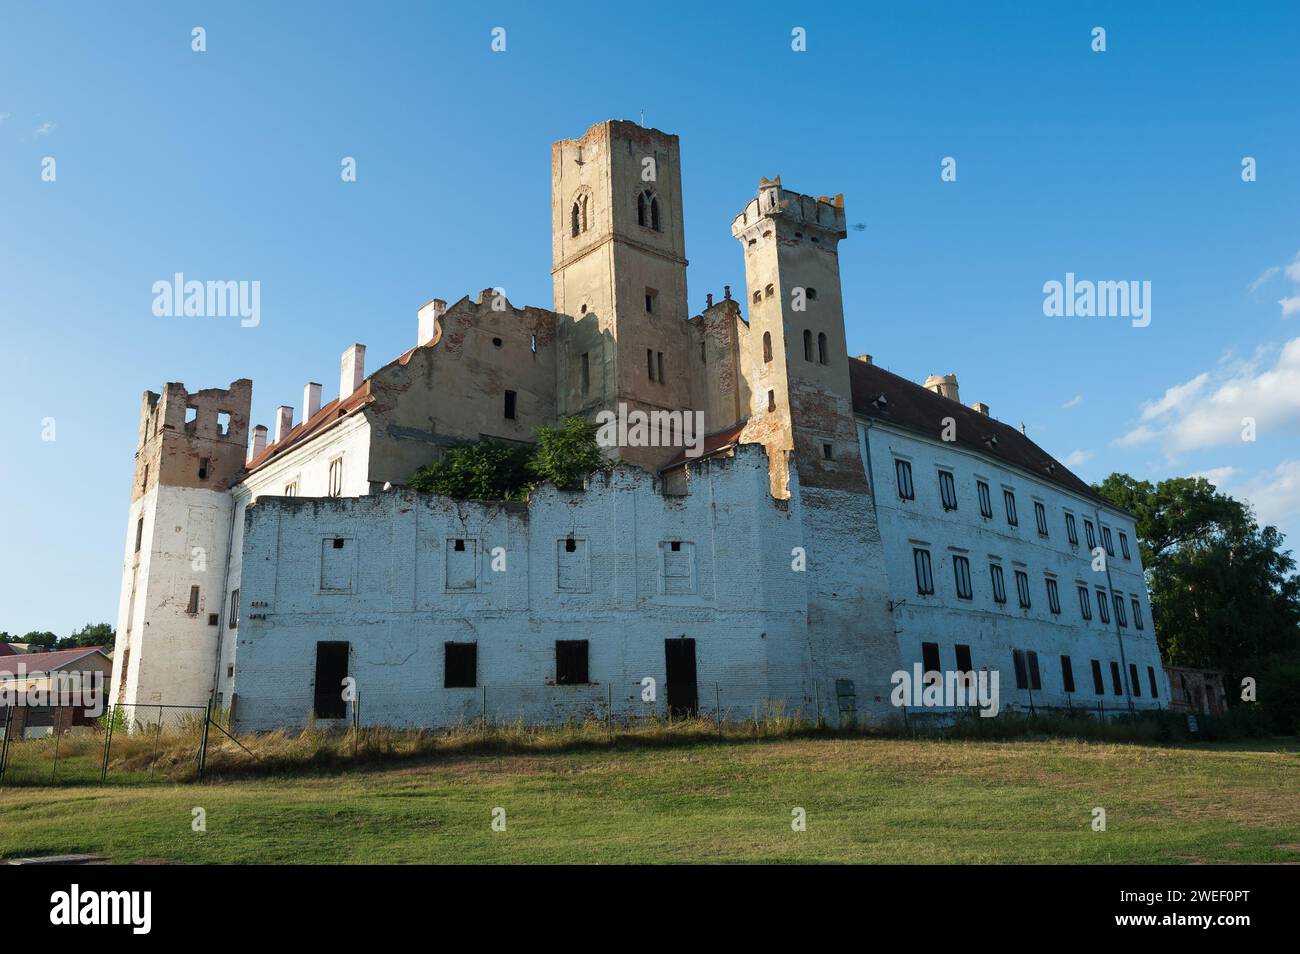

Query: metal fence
left=0, top=681, right=1166, bottom=787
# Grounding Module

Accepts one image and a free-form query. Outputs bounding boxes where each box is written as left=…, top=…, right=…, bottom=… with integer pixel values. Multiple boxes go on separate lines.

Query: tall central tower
left=552, top=120, right=692, bottom=468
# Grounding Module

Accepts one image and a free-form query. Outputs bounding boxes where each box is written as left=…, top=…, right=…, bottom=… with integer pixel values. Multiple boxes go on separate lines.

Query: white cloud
left=1233, top=460, right=1300, bottom=532
left=33, top=121, right=55, bottom=137
left=1249, top=265, right=1281, bottom=292
left=1061, top=394, right=1083, bottom=410
left=1188, top=465, right=1237, bottom=488
left=1063, top=449, right=1092, bottom=467
left=1287, top=255, right=1300, bottom=284
left=1137, top=373, right=1210, bottom=422
left=1116, top=337, right=1300, bottom=454
left=1281, top=296, right=1300, bottom=317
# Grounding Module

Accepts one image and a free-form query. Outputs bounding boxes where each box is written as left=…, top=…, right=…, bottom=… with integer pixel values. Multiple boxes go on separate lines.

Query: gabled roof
left=848, top=359, right=1106, bottom=506
left=245, top=384, right=375, bottom=472
left=0, top=646, right=109, bottom=677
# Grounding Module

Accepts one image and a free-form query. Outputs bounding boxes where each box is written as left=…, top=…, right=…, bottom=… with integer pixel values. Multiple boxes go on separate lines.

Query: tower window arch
left=803, top=329, right=813, bottom=362
left=570, top=193, right=589, bottom=237
left=763, top=331, right=772, bottom=363
left=637, top=190, right=661, bottom=231
left=818, top=332, right=828, bottom=365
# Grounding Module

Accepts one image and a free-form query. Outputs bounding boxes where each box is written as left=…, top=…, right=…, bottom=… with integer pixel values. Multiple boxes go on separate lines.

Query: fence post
left=150, top=706, right=163, bottom=780
left=196, top=700, right=212, bottom=780
left=715, top=683, right=722, bottom=737
left=0, top=706, right=12, bottom=784
left=814, top=682, right=823, bottom=730
left=50, top=725, right=62, bottom=784
left=606, top=683, right=613, bottom=744
left=99, top=705, right=115, bottom=784
left=352, top=691, right=359, bottom=759
left=480, top=686, right=487, bottom=732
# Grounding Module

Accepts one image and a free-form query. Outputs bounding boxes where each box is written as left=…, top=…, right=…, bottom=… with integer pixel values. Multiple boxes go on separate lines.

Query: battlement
left=132, top=378, right=252, bottom=499
left=731, top=176, right=847, bottom=240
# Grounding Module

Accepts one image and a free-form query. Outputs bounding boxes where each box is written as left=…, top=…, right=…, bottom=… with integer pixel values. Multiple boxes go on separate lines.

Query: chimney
left=417, top=299, right=446, bottom=347
left=923, top=373, right=960, bottom=403
left=855, top=354, right=873, bottom=364
left=972, top=402, right=990, bottom=416
left=303, top=382, right=322, bottom=421
left=274, top=406, right=294, bottom=443
left=249, top=425, right=268, bottom=463
left=706, top=293, right=714, bottom=309
left=340, top=344, right=366, bottom=400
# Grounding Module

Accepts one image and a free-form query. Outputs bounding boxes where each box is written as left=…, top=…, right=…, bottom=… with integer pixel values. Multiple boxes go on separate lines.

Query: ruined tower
left=732, top=177, right=861, bottom=498
left=110, top=379, right=251, bottom=718
left=551, top=120, right=694, bottom=469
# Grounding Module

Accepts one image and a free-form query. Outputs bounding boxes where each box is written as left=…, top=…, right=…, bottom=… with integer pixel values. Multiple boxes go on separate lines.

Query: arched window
left=763, top=331, right=772, bottom=363
left=818, top=332, right=828, bottom=365
left=637, top=190, right=661, bottom=231
left=571, top=194, right=589, bottom=237
left=803, top=329, right=813, bottom=362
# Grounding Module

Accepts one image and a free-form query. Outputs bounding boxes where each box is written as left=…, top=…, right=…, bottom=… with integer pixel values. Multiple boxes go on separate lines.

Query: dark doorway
left=664, top=637, right=698, bottom=718
left=313, top=641, right=349, bottom=719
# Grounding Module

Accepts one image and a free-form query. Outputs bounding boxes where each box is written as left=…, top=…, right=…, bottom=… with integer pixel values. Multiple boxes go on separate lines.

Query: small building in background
left=0, top=647, right=111, bottom=739
left=1164, top=665, right=1227, bottom=716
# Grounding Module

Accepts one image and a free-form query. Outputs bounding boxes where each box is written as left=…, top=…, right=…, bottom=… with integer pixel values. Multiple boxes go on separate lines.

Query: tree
left=61, top=622, right=115, bottom=649
left=529, top=416, right=608, bottom=492
left=20, top=631, right=58, bottom=649
left=1094, top=472, right=1300, bottom=732
left=409, top=440, right=534, bottom=501
left=407, top=416, right=608, bottom=502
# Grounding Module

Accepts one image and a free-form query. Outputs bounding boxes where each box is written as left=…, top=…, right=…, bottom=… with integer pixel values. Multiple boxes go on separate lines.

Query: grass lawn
left=1, top=736, right=1296, bottom=863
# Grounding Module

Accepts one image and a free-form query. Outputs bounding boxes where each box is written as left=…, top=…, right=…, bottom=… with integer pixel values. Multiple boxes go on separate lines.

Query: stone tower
left=551, top=120, right=693, bottom=469
left=110, top=379, right=251, bottom=720
left=732, top=177, right=861, bottom=498
left=732, top=179, right=900, bottom=718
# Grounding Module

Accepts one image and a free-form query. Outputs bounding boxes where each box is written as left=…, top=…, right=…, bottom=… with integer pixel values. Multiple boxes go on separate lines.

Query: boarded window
left=446, top=538, right=478, bottom=590
left=1147, top=666, right=1159, bottom=698
left=186, top=585, right=200, bottom=615
left=1026, top=651, right=1042, bottom=690
left=1060, top=655, right=1076, bottom=693
left=555, top=640, right=589, bottom=685
left=661, top=541, right=696, bottom=595
left=1130, top=663, right=1142, bottom=697
left=313, top=641, right=349, bottom=718
left=921, top=642, right=941, bottom=682
left=321, top=537, right=354, bottom=592
left=1091, top=659, right=1105, bottom=695
left=556, top=537, right=590, bottom=592
left=444, top=642, right=477, bottom=688
left=1012, top=649, right=1029, bottom=690
left=1110, top=661, right=1123, bottom=696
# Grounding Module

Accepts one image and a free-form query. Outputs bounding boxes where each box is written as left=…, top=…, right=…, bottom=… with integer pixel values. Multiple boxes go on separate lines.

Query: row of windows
left=759, top=329, right=831, bottom=366
left=911, top=547, right=1145, bottom=630
left=919, top=641, right=1160, bottom=699
left=313, top=638, right=596, bottom=717
left=893, top=459, right=1132, bottom=559
left=568, top=190, right=663, bottom=238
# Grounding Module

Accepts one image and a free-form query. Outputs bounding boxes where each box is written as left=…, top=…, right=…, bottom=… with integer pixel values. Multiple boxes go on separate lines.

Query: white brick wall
left=229, top=446, right=886, bottom=730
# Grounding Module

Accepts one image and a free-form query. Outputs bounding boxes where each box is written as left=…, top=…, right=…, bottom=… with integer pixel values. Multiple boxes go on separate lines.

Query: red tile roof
left=848, top=359, right=1106, bottom=505
left=0, top=647, right=108, bottom=677
left=658, top=419, right=748, bottom=471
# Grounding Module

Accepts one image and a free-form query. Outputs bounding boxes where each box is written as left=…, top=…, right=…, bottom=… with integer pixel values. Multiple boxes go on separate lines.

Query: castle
left=112, top=121, right=1167, bottom=729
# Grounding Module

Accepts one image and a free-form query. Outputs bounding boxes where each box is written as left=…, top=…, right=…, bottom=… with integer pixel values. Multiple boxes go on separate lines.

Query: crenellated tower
left=111, top=379, right=251, bottom=719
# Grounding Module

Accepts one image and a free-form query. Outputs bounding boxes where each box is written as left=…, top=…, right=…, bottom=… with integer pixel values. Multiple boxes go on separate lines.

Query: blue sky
left=2, top=1, right=1298, bottom=636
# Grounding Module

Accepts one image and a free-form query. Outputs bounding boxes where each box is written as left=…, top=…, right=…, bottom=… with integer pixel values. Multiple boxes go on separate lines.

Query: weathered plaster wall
left=859, top=419, right=1168, bottom=712
left=231, top=446, right=834, bottom=730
